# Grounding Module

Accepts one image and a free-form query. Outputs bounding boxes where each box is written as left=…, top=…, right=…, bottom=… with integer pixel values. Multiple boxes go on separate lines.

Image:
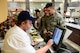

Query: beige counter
left=65, top=39, right=80, bottom=52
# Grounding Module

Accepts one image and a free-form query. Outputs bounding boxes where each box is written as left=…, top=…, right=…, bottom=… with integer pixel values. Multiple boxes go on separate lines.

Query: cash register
left=49, top=26, right=79, bottom=53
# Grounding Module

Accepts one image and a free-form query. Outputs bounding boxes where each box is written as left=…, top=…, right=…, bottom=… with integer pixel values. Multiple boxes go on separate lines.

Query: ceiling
left=7, top=0, right=63, bottom=2
left=69, top=2, right=80, bottom=7
left=30, top=0, right=63, bottom=2
left=7, top=0, right=80, bottom=2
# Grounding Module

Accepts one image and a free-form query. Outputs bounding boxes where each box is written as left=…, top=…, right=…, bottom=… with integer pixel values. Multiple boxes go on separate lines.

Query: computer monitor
left=52, top=26, right=66, bottom=51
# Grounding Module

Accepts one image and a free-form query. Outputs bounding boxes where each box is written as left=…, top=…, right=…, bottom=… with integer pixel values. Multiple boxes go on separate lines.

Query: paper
left=63, top=28, right=72, bottom=42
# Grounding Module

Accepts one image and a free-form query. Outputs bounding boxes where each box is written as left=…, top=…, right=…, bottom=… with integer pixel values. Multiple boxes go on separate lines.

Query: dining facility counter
left=66, top=23, right=80, bottom=30
left=29, top=25, right=80, bottom=53
left=65, top=23, right=80, bottom=52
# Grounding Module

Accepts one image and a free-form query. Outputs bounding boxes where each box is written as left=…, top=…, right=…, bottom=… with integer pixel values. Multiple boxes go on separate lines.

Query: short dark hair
left=35, top=9, right=40, bottom=12
left=45, top=3, right=52, bottom=8
left=16, top=20, right=23, bottom=26
left=35, top=9, right=40, bottom=15
left=16, top=20, right=27, bottom=26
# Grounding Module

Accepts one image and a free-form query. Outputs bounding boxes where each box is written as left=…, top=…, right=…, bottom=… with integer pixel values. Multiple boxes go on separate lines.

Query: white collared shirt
left=2, top=25, right=35, bottom=53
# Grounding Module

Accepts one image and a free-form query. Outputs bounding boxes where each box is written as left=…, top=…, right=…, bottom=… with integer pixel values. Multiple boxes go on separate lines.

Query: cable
left=59, top=48, right=71, bottom=53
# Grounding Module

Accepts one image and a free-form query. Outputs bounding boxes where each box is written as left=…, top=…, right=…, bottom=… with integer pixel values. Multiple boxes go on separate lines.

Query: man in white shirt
left=2, top=11, right=53, bottom=53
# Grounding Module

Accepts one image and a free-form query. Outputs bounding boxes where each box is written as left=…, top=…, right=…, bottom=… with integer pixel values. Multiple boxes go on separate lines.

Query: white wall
left=8, top=2, right=26, bottom=10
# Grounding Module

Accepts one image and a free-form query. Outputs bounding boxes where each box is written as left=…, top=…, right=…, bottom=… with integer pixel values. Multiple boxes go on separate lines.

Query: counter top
left=65, top=39, right=80, bottom=52
left=66, top=23, right=80, bottom=30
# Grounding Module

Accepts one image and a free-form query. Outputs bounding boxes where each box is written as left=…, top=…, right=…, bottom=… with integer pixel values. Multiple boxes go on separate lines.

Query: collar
left=14, top=25, right=27, bottom=35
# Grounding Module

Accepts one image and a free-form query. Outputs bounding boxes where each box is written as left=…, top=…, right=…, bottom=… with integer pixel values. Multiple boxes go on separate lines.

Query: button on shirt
left=2, top=25, right=35, bottom=53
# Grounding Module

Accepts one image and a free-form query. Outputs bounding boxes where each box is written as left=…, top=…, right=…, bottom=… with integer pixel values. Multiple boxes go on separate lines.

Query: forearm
left=36, top=45, right=50, bottom=53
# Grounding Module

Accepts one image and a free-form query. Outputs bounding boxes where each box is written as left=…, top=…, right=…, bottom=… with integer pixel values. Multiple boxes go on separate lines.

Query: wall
left=8, top=2, right=26, bottom=10
left=0, top=0, right=8, bottom=23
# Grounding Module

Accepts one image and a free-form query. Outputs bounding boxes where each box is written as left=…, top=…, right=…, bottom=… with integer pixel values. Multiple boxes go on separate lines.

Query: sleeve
left=57, top=13, right=66, bottom=28
left=7, top=34, right=36, bottom=53
left=59, top=17, right=66, bottom=27
left=41, top=17, right=46, bottom=31
left=48, top=13, right=66, bottom=32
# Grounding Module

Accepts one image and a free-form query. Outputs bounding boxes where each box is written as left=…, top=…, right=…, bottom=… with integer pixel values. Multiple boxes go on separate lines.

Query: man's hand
left=43, top=30, right=53, bottom=36
left=47, top=31, right=53, bottom=36
left=43, top=30, right=47, bottom=35
left=46, top=39, right=53, bottom=47
left=35, top=39, right=53, bottom=53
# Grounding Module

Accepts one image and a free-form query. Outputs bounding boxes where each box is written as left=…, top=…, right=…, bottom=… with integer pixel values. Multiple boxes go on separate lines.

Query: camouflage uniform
left=40, top=15, right=49, bottom=41
left=40, top=15, right=48, bottom=32
left=40, top=12, right=65, bottom=42
left=45, top=12, right=65, bottom=32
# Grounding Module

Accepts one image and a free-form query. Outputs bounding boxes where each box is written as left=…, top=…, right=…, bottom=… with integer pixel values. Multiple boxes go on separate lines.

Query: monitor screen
left=52, top=28, right=63, bottom=45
